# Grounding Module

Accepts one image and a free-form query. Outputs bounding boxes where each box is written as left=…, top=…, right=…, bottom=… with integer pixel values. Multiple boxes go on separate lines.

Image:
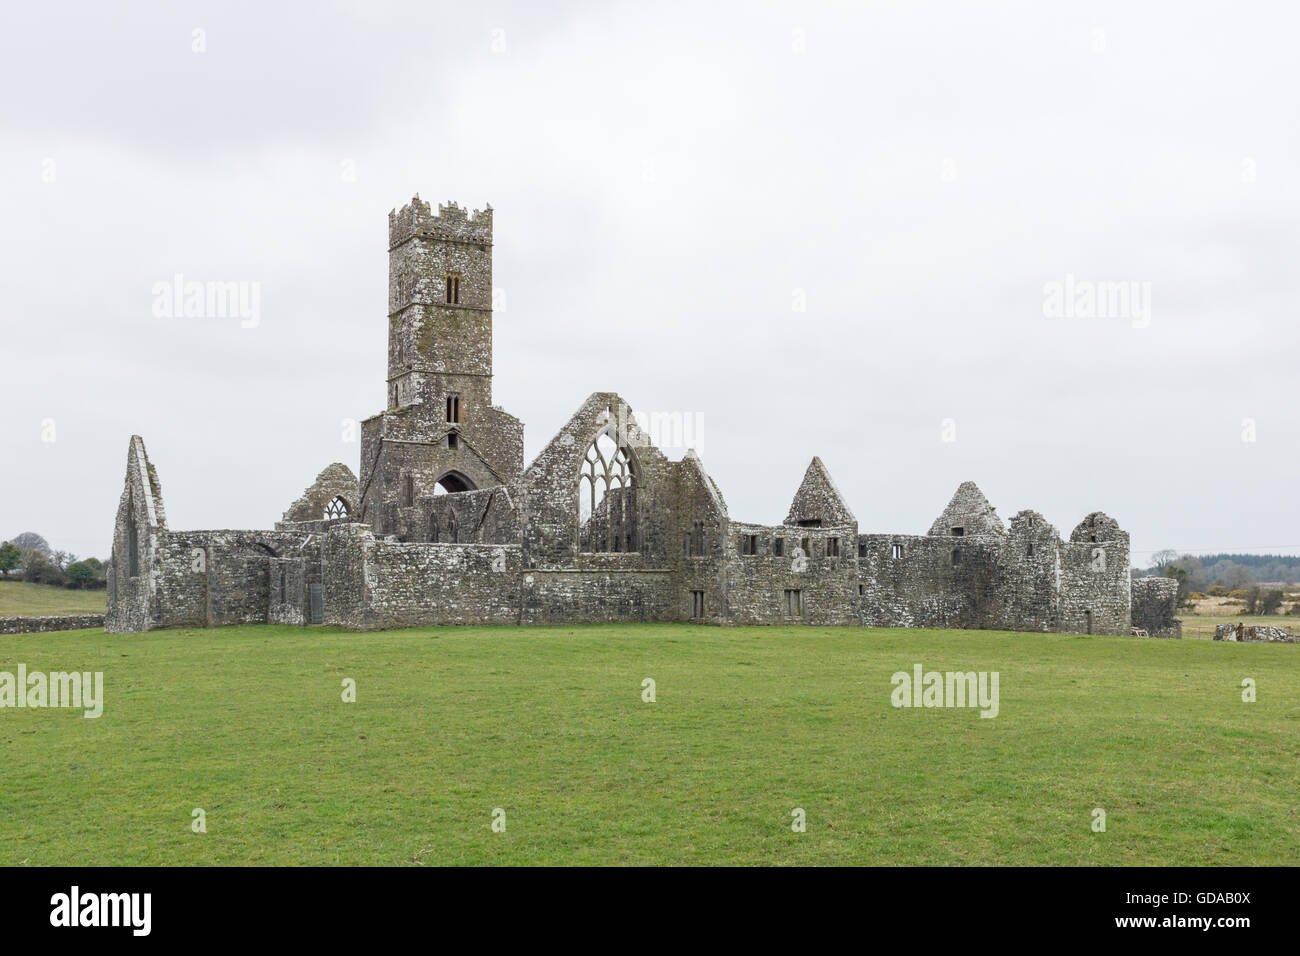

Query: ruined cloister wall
left=723, top=521, right=860, bottom=625
left=151, top=530, right=316, bottom=630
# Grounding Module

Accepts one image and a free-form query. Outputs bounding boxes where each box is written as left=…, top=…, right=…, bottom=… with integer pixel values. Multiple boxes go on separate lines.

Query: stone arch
left=433, top=471, right=476, bottom=495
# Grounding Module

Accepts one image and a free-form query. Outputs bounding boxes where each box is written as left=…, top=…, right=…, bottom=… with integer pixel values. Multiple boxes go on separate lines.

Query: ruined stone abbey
left=105, top=196, right=1178, bottom=636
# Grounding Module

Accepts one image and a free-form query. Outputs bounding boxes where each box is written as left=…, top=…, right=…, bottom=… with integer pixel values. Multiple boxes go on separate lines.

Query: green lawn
left=1, top=623, right=1295, bottom=866
left=0, top=581, right=105, bottom=616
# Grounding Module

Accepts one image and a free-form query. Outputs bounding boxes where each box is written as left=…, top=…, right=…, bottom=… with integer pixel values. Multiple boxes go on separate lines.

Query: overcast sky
left=2, top=0, right=1297, bottom=564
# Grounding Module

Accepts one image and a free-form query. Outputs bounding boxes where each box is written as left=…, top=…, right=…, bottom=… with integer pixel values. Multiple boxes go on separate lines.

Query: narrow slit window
left=891, top=543, right=903, bottom=560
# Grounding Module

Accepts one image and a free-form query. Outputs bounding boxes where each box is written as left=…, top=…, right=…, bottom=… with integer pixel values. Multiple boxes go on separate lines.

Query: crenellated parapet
left=388, top=195, right=493, bottom=249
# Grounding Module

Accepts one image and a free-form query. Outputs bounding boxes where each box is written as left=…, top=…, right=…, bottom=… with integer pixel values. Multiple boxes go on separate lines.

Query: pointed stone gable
left=281, top=463, right=360, bottom=524
left=927, top=481, right=1004, bottom=537
left=784, top=457, right=855, bottom=527
left=105, top=436, right=168, bottom=633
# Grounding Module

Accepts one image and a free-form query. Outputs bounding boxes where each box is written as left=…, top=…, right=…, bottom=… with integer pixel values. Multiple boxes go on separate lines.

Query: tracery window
left=324, top=496, right=350, bottom=520
left=578, top=432, right=636, bottom=554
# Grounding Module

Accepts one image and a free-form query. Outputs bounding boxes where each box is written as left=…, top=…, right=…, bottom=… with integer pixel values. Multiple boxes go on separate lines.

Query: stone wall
left=0, top=614, right=105, bottom=634
left=521, top=566, right=676, bottom=625
left=725, top=521, right=859, bottom=625
left=1214, top=623, right=1295, bottom=643
left=1130, top=576, right=1181, bottom=638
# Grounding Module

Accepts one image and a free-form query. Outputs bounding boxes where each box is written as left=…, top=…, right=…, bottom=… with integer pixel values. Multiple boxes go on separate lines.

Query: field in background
left=0, top=581, right=105, bottom=616
left=2, top=623, right=1295, bottom=866
left=1179, top=615, right=1295, bottom=640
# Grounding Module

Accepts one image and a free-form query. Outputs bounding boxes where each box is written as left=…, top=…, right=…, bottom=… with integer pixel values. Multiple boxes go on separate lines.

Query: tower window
left=858, top=541, right=867, bottom=558
left=952, top=548, right=963, bottom=565
left=445, top=273, right=461, bottom=304
left=447, top=433, right=459, bottom=450
left=446, top=393, right=460, bottom=423
left=739, top=534, right=758, bottom=556
left=827, top=537, right=840, bottom=558
left=402, top=474, right=414, bottom=507
left=773, top=538, right=785, bottom=557
left=951, top=527, right=964, bottom=536
left=891, top=543, right=903, bottom=560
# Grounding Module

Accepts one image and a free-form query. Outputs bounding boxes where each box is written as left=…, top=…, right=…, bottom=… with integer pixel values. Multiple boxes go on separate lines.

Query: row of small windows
left=730, top=536, right=910, bottom=560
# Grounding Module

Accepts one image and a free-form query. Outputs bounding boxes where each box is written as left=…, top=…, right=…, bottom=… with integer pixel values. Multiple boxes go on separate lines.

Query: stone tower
left=386, top=196, right=495, bottom=411
left=359, top=196, right=523, bottom=539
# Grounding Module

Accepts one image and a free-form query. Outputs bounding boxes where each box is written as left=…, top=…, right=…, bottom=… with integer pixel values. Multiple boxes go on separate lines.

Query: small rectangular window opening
left=691, top=590, right=705, bottom=618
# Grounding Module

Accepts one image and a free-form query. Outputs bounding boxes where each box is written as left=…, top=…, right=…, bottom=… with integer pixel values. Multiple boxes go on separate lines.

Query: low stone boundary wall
left=0, top=614, right=105, bottom=634
left=1214, top=623, right=1295, bottom=643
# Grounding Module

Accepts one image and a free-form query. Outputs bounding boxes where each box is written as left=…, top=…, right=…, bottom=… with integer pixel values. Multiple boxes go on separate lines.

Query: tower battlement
left=388, top=195, right=493, bottom=249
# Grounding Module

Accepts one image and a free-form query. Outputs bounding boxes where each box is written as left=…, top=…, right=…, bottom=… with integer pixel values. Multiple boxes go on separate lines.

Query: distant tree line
left=1133, top=551, right=1298, bottom=614
left=1135, top=552, right=1300, bottom=589
left=0, top=540, right=107, bottom=590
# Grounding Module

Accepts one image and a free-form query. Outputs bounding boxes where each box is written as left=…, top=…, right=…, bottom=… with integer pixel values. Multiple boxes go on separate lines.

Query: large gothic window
left=324, top=496, right=350, bottom=520
left=578, top=432, right=637, bottom=553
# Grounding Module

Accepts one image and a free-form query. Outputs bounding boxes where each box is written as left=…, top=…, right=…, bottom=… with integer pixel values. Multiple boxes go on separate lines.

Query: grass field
left=1, top=623, right=1296, bottom=866
left=0, top=581, right=105, bottom=616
